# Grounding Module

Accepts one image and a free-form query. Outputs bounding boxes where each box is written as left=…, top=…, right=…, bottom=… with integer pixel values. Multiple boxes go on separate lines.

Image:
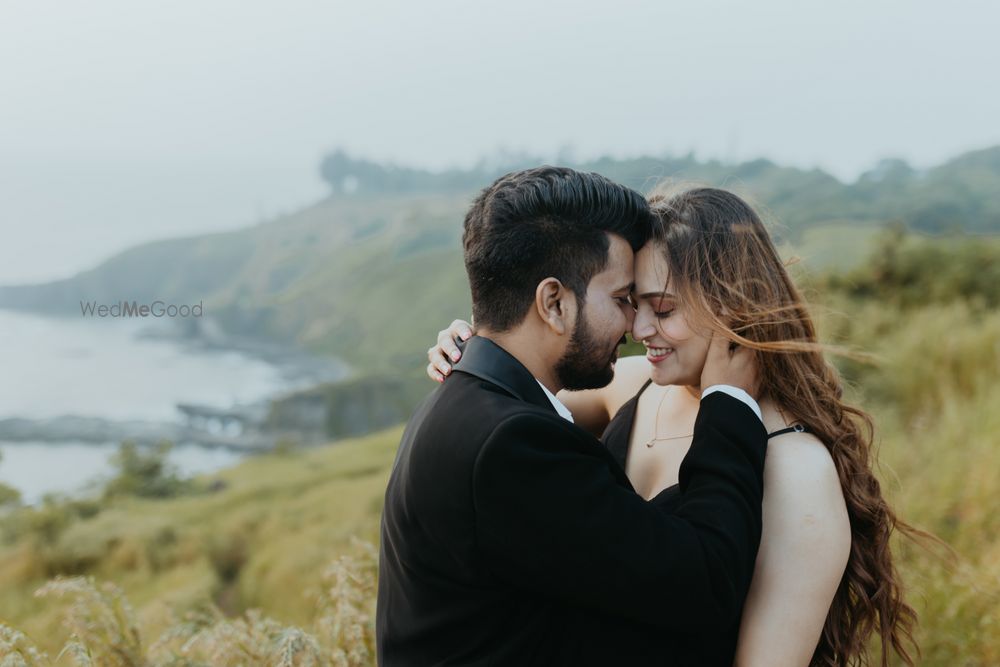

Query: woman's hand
left=426, top=319, right=475, bottom=382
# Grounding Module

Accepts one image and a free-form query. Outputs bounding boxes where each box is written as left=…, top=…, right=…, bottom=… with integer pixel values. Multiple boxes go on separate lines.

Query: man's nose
left=624, top=307, right=637, bottom=331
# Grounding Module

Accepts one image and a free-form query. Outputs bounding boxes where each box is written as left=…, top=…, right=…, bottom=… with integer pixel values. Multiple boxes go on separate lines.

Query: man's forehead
left=586, top=234, right=633, bottom=286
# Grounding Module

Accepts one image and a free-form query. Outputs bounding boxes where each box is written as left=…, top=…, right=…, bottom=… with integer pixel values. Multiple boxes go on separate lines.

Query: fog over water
left=0, top=311, right=298, bottom=422
left=0, top=309, right=322, bottom=503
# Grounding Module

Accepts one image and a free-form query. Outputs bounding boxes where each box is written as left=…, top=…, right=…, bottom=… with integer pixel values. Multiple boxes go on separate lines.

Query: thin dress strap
left=601, top=379, right=655, bottom=470
left=635, top=378, right=654, bottom=398
left=767, top=423, right=809, bottom=439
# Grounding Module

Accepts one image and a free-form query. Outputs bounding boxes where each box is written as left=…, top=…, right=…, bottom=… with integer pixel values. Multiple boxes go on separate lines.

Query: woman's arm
left=426, top=319, right=475, bottom=383
left=426, top=320, right=651, bottom=438
left=734, top=432, right=851, bottom=667
left=556, top=354, right=650, bottom=437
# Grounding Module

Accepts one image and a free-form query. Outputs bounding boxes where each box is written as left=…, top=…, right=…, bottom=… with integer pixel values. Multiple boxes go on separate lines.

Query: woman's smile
left=644, top=345, right=674, bottom=363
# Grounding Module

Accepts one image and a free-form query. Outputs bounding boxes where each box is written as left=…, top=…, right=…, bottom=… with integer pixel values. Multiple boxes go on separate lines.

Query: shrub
left=0, top=451, right=22, bottom=509
left=103, top=441, right=194, bottom=500
left=205, top=529, right=251, bottom=587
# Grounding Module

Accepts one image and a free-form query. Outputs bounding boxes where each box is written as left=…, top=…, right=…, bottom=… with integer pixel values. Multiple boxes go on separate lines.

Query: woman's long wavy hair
left=648, top=185, right=919, bottom=667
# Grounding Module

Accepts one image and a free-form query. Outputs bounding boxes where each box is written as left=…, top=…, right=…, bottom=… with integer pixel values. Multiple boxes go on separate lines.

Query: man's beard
left=555, top=311, right=623, bottom=391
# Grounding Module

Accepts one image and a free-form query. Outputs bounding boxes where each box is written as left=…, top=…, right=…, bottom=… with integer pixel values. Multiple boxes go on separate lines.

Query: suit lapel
left=452, top=337, right=634, bottom=489
left=451, top=336, right=556, bottom=415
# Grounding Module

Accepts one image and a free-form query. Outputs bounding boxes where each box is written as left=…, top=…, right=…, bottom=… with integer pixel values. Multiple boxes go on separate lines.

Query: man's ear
left=534, top=278, right=575, bottom=336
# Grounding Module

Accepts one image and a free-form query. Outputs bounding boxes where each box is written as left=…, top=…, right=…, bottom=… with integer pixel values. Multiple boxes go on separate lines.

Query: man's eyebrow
left=614, top=282, right=634, bottom=294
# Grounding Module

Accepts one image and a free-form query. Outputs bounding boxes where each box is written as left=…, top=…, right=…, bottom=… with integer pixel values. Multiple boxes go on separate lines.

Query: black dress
left=601, top=379, right=739, bottom=666
left=601, top=380, right=810, bottom=665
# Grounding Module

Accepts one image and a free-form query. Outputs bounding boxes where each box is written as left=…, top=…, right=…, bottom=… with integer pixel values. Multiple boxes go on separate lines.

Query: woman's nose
left=632, top=310, right=655, bottom=341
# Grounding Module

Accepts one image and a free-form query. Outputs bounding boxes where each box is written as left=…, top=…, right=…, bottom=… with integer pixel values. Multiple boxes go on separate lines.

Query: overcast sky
left=1, top=0, right=998, bottom=284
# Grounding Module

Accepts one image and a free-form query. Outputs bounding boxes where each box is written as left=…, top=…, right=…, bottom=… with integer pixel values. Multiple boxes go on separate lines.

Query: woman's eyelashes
left=636, top=295, right=675, bottom=319
left=652, top=300, right=675, bottom=319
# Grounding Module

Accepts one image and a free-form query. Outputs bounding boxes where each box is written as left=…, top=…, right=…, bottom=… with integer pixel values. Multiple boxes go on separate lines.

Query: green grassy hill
left=0, top=193, right=474, bottom=376
left=1, top=234, right=1000, bottom=664
left=0, top=427, right=399, bottom=662
left=3, top=149, right=1000, bottom=663
left=4, top=147, right=999, bottom=382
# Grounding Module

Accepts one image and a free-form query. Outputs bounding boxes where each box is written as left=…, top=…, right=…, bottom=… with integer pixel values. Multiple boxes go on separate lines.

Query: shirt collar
left=535, top=380, right=575, bottom=423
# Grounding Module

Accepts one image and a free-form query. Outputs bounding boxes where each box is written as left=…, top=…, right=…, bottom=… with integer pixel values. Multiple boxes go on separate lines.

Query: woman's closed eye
left=655, top=309, right=674, bottom=319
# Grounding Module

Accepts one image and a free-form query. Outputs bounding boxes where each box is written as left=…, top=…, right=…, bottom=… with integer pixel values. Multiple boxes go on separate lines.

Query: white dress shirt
left=536, top=380, right=762, bottom=426
left=702, top=385, right=763, bottom=423
left=535, top=380, right=575, bottom=423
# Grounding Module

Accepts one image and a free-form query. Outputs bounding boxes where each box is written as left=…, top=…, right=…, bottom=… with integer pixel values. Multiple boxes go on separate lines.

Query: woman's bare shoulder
left=760, top=402, right=841, bottom=483
left=767, top=431, right=841, bottom=491
left=763, top=429, right=850, bottom=548
left=738, top=428, right=852, bottom=665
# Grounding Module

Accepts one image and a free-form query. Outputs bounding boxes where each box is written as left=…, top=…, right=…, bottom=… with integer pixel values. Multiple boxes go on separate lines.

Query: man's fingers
left=707, top=331, right=731, bottom=362
left=730, top=344, right=753, bottom=369
left=701, top=328, right=760, bottom=398
left=730, top=345, right=761, bottom=397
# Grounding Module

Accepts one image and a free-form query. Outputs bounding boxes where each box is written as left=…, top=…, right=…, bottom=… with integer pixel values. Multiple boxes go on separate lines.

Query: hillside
left=4, top=146, right=999, bottom=381
left=1, top=238, right=1000, bottom=662
left=0, top=427, right=398, bottom=660
left=0, top=193, right=473, bottom=375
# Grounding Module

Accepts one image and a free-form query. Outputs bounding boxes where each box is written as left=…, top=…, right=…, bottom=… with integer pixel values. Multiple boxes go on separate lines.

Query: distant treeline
left=822, top=225, right=1000, bottom=309
left=320, top=146, right=1000, bottom=235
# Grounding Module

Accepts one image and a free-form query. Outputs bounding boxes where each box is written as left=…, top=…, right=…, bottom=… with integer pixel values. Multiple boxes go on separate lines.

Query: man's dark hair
left=462, top=166, right=653, bottom=332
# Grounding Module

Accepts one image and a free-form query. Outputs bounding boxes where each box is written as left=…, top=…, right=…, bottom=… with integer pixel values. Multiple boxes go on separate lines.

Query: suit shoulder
left=472, top=411, right=611, bottom=497
left=476, top=411, right=594, bottom=463
left=489, top=409, right=584, bottom=438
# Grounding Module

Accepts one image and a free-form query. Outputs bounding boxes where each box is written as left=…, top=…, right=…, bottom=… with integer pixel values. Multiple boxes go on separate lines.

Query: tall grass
left=0, top=428, right=396, bottom=661
left=0, top=538, right=376, bottom=666
left=2, top=233, right=1000, bottom=665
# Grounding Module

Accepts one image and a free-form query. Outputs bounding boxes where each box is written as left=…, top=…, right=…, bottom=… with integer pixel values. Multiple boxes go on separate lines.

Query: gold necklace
left=644, top=386, right=694, bottom=448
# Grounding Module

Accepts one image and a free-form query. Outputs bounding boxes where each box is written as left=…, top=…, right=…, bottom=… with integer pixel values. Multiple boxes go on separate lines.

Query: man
left=377, top=167, right=767, bottom=665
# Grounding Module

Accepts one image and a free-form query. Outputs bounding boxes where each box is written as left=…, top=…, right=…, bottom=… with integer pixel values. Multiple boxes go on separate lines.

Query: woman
left=427, top=186, right=918, bottom=666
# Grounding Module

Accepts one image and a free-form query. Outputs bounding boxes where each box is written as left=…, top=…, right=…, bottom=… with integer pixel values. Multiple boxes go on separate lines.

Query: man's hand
left=700, top=332, right=761, bottom=400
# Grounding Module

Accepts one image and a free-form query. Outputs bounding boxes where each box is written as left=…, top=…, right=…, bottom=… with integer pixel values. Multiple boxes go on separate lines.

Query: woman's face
left=631, top=242, right=712, bottom=388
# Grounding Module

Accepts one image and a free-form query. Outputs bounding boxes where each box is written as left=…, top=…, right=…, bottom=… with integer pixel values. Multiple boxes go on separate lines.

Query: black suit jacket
left=376, top=337, right=767, bottom=666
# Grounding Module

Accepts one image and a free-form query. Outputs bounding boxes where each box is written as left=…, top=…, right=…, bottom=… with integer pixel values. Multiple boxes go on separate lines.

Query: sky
left=1, top=0, right=998, bottom=284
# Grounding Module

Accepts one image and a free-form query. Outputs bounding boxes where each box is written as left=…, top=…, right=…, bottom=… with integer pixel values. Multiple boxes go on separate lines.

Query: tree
left=102, top=441, right=191, bottom=499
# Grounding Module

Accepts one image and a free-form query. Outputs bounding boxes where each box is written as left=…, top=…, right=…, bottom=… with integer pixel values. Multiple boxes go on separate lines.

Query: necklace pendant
left=645, top=440, right=654, bottom=448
